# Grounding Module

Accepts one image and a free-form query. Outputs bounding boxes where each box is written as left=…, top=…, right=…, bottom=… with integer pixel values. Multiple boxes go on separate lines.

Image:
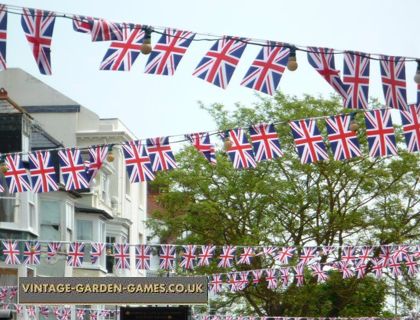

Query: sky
left=4, top=0, right=420, bottom=140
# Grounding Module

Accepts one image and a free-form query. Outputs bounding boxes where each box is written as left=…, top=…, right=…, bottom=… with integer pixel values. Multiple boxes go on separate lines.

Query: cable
left=2, top=3, right=419, bottom=62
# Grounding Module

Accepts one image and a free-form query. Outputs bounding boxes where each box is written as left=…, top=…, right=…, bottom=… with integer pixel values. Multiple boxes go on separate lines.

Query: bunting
left=342, top=52, right=370, bottom=109
left=225, top=128, right=256, bottom=169
left=185, top=132, right=216, bottom=164
left=0, top=5, right=6, bottom=71
left=122, top=140, right=155, bottom=182
left=364, top=109, right=397, bottom=157
left=380, top=55, right=407, bottom=110
left=29, top=151, right=59, bottom=193
left=401, top=104, right=420, bottom=152
left=58, top=148, right=90, bottom=191
left=4, top=154, right=31, bottom=193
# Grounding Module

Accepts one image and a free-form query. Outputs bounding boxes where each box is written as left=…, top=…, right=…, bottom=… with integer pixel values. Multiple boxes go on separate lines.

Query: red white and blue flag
left=252, top=270, right=263, bottom=285
left=76, top=309, right=86, bottom=320
left=307, top=47, right=347, bottom=98
left=404, top=256, right=418, bottom=276
left=23, top=241, right=41, bottom=265
left=280, top=268, right=290, bottom=287
left=225, top=129, right=256, bottom=169
left=100, top=24, right=144, bottom=71
left=298, top=247, right=317, bottom=266
left=27, top=306, right=36, bottom=319
left=275, top=247, right=296, bottom=264
left=91, top=19, right=123, bottom=42
left=265, top=269, right=278, bottom=289
left=401, top=104, right=420, bottom=152
left=294, top=264, right=305, bottom=286
left=357, top=246, right=373, bottom=266
left=341, top=246, right=357, bottom=264
left=365, top=109, right=397, bottom=157
left=122, top=140, right=155, bottom=182
left=135, top=245, right=151, bottom=270
left=29, top=151, right=59, bottom=193
left=146, top=137, right=177, bottom=171
left=380, top=55, right=407, bottom=110
left=392, top=245, right=409, bottom=262
left=249, top=123, right=283, bottom=162
left=326, top=115, right=361, bottom=160
left=159, top=245, right=176, bottom=270
left=388, top=258, right=402, bottom=277
left=289, top=119, right=329, bottom=164
left=343, top=52, right=370, bottom=109
left=4, top=154, right=31, bottom=193
left=114, top=243, right=130, bottom=269
left=47, top=242, right=61, bottom=261
left=193, top=37, right=248, bottom=89
left=237, top=247, right=254, bottom=265
left=0, top=5, right=7, bottom=70
left=185, top=132, right=216, bottom=164
left=67, top=242, right=85, bottom=267
left=180, top=245, right=196, bottom=270
left=209, top=274, right=223, bottom=293
left=86, top=145, right=109, bottom=182
left=218, top=245, right=236, bottom=268
left=310, top=263, right=328, bottom=283
left=197, top=245, right=216, bottom=267
left=2, top=240, right=20, bottom=265
left=72, top=15, right=93, bottom=33
left=241, top=43, right=289, bottom=95
left=61, top=308, right=72, bottom=320
left=40, top=306, right=49, bottom=318
left=90, top=242, right=105, bottom=264
left=21, top=8, right=55, bottom=75
left=336, top=261, right=354, bottom=279
left=58, top=148, right=90, bottom=191
left=145, top=28, right=195, bottom=75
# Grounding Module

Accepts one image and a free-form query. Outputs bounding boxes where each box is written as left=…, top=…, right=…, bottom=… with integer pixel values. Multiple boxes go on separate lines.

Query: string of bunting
left=0, top=301, right=117, bottom=320
left=0, top=240, right=418, bottom=289
left=0, top=105, right=418, bottom=194
left=192, top=315, right=418, bottom=320
left=0, top=3, right=420, bottom=108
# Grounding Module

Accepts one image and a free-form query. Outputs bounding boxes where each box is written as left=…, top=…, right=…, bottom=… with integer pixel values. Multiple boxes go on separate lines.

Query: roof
left=23, top=105, right=80, bottom=113
left=31, top=123, right=64, bottom=150
left=75, top=204, right=113, bottom=220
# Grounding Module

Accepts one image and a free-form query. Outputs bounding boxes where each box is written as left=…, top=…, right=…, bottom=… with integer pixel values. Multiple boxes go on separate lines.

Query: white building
left=0, top=68, right=148, bottom=287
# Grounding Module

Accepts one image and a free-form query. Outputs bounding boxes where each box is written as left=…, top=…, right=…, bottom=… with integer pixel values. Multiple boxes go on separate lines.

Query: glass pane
left=40, top=200, right=61, bottom=224
left=0, top=173, right=16, bottom=223
left=77, top=220, right=93, bottom=241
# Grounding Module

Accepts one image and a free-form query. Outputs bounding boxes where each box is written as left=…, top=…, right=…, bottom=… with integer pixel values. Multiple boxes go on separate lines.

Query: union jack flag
left=343, top=52, right=370, bottom=109
left=122, top=140, right=155, bottom=182
left=47, top=242, right=61, bottom=261
left=392, top=245, right=409, bottom=262
left=236, top=272, right=249, bottom=290
left=404, top=256, right=418, bottom=276
left=298, top=247, right=317, bottom=266
left=146, top=137, right=177, bottom=171
left=307, top=47, right=347, bottom=98
left=61, top=308, right=71, bottom=320
left=241, top=42, right=289, bottom=95
left=0, top=5, right=7, bottom=70
left=29, top=151, right=59, bottom=192
left=193, top=37, right=248, bottom=89
left=145, top=28, right=195, bottom=75
left=67, top=242, right=85, bottom=267
left=209, top=274, right=223, bottom=293
left=401, top=104, right=420, bottom=152
left=91, top=19, right=123, bottom=42
left=114, top=243, right=130, bottom=269
left=76, top=309, right=85, bottom=320
left=40, top=306, right=49, bottom=318
left=100, top=24, right=144, bottom=71
left=417, top=84, right=420, bottom=107
left=355, top=261, right=368, bottom=279
left=357, top=246, right=372, bottom=265
left=379, top=246, right=392, bottom=267
left=86, top=145, right=109, bottom=182
left=335, top=261, right=354, bottom=279
left=289, top=119, right=329, bottom=164
left=294, top=264, right=305, bottom=286
left=227, top=273, right=239, bottom=292
left=90, top=242, right=105, bottom=264
left=58, top=148, right=90, bottom=191
left=180, top=245, right=196, bottom=270
left=197, top=245, right=216, bottom=267
left=321, top=246, right=336, bottom=257
left=388, top=258, right=402, bottom=277
left=14, top=304, right=23, bottom=315
left=341, top=246, right=357, bottom=264
left=9, top=287, right=16, bottom=300
left=275, top=247, right=296, bottom=264
left=27, top=305, right=36, bottom=319
left=218, top=245, right=236, bottom=268
left=185, top=132, right=216, bottom=164
left=380, top=55, right=407, bottom=110
left=2, top=240, right=20, bottom=264
left=310, top=263, right=328, bottom=283
left=23, top=241, right=41, bottom=265
left=249, top=123, right=283, bottom=162
left=365, top=109, right=397, bottom=157
left=326, top=115, right=361, bottom=160
left=135, top=245, right=151, bottom=270
left=252, top=270, right=263, bottom=285
left=0, top=288, right=7, bottom=302
left=72, top=15, right=93, bottom=33
left=159, top=245, right=176, bottom=269
left=225, top=129, right=256, bottom=169
left=265, top=269, right=278, bottom=289
left=280, top=268, right=290, bottom=287
left=21, top=8, right=55, bottom=75
left=261, top=246, right=278, bottom=257
left=90, top=310, right=98, bottom=320
left=237, top=247, right=254, bottom=265
left=4, top=154, right=31, bottom=193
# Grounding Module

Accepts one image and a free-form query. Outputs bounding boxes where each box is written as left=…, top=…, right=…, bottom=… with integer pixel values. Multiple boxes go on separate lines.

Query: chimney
left=0, top=88, right=8, bottom=99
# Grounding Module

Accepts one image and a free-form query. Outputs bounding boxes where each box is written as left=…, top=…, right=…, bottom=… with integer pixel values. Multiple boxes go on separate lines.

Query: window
left=39, top=200, right=61, bottom=240
left=125, top=171, right=131, bottom=195
left=0, top=173, right=16, bottom=223
left=100, top=173, right=110, bottom=204
left=76, top=220, right=93, bottom=241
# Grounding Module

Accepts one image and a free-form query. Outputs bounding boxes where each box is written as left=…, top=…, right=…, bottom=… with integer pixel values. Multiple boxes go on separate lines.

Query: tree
left=148, top=93, right=420, bottom=316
